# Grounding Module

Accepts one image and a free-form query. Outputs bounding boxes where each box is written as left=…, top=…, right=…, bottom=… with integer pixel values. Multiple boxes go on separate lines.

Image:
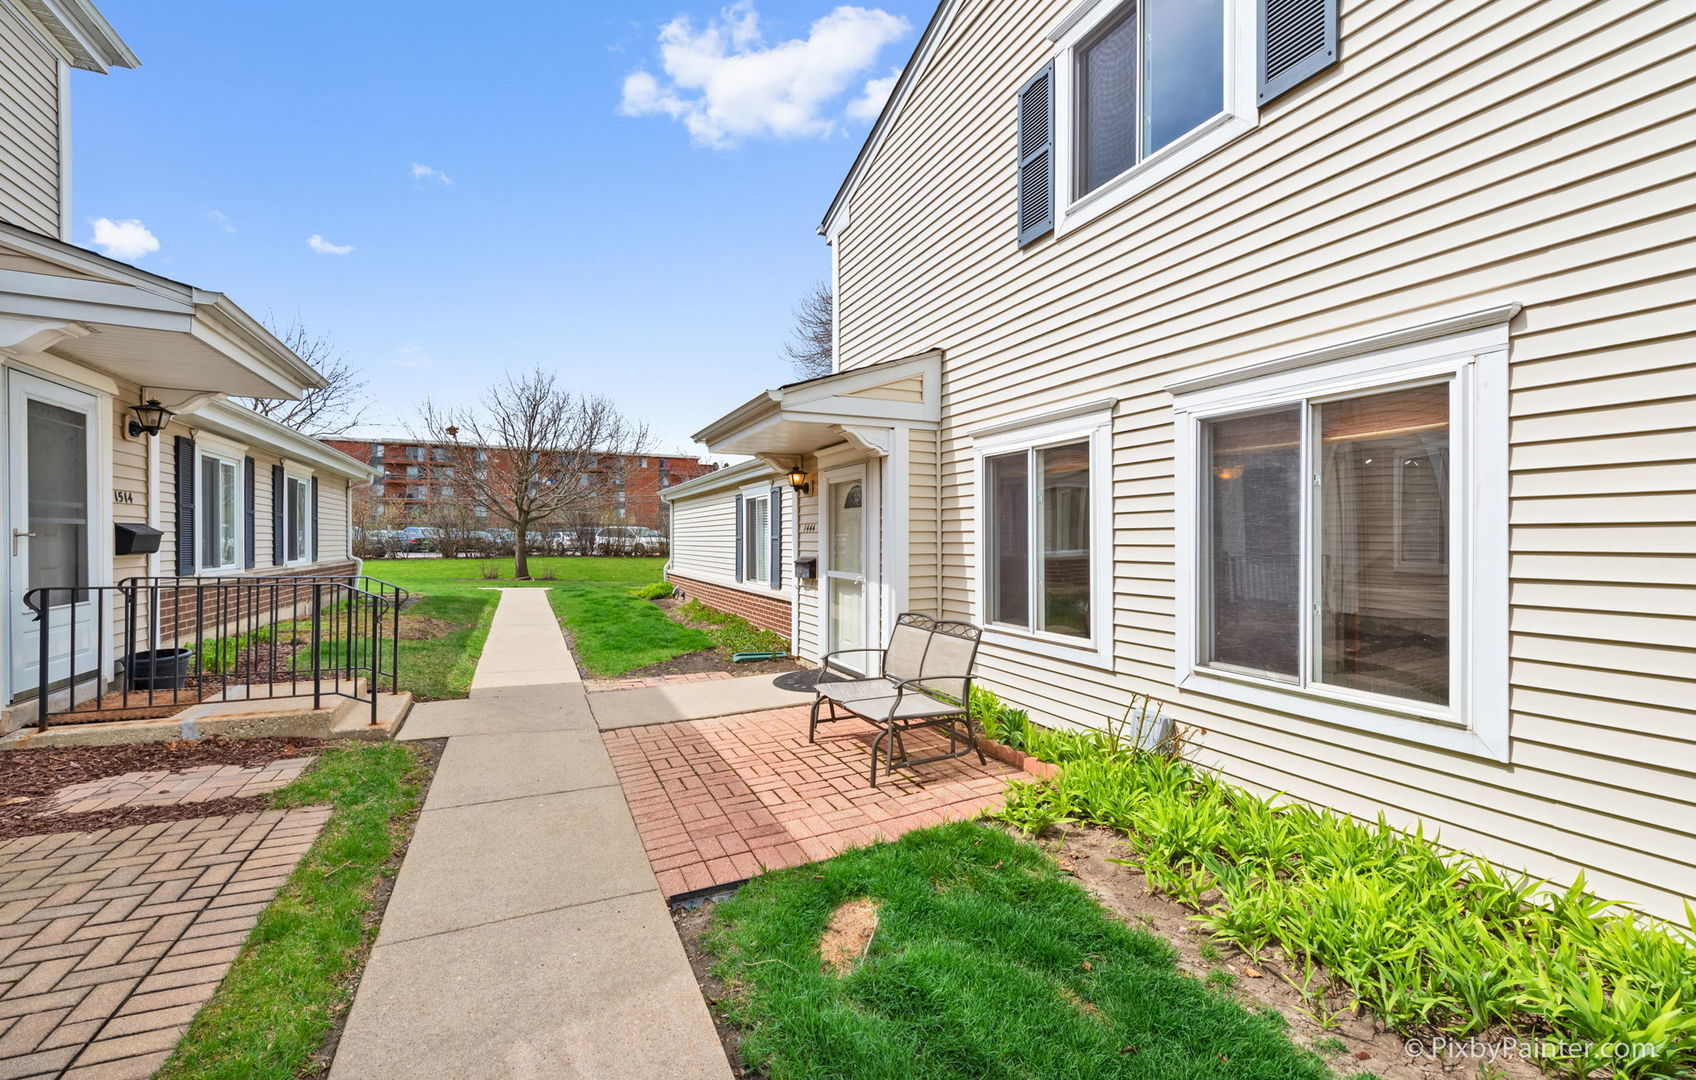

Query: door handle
left=11, top=529, right=34, bottom=556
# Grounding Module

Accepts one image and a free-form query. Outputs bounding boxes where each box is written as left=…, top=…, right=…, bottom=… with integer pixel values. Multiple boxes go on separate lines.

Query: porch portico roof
left=0, top=224, right=324, bottom=403
left=692, top=351, right=941, bottom=457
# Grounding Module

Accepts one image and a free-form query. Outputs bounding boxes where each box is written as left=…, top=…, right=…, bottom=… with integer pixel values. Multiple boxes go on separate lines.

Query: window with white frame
left=1038, top=0, right=1257, bottom=236
left=743, top=492, right=770, bottom=583
left=284, top=473, right=311, bottom=563
left=976, top=408, right=1112, bottom=658
left=1076, top=0, right=1227, bottom=197
left=199, top=451, right=242, bottom=572
left=1172, top=315, right=1511, bottom=757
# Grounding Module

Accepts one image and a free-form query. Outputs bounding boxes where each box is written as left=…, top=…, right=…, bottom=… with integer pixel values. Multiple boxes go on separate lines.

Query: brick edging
left=665, top=573, right=791, bottom=638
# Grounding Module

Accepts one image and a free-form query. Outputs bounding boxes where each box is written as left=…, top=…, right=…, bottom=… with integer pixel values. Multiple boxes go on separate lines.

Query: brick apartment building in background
left=319, top=437, right=716, bottom=531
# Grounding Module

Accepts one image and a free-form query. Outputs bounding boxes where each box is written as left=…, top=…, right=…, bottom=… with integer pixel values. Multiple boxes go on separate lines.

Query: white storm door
left=7, top=371, right=100, bottom=694
left=823, top=466, right=871, bottom=669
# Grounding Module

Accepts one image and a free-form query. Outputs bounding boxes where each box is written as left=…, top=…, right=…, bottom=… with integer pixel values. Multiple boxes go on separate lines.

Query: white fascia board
left=690, top=392, right=781, bottom=446
left=818, top=0, right=959, bottom=237
left=659, top=459, right=776, bottom=502
left=190, top=292, right=324, bottom=395
left=184, top=399, right=377, bottom=481
left=12, top=0, right=138, bottom=70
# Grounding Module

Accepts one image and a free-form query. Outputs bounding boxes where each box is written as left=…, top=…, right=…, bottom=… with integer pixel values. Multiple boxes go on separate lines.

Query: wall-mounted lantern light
left=127, top=399, right=174, bottom=438
left=787, top=464, right=811, bottom=496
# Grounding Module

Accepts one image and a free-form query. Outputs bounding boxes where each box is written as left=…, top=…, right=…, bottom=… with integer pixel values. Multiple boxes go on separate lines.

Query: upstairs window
left=1077, top=0, right=1226, bottom=197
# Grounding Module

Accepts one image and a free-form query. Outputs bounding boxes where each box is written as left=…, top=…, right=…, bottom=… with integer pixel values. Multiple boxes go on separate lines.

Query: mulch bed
left=0, top=735, right=329, bottom=841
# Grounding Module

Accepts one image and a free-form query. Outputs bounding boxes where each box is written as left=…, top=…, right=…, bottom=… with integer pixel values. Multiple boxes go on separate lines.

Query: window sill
left=982, top=625, right=1112, bottom=670
left=1057, top=111, right=1255, bottom=238
left=1177, top=666, right=1508, bottom=762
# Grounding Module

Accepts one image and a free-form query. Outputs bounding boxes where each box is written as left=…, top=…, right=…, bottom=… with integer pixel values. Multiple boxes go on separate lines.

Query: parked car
left=398, top=526, right=442, bottom=553
left=595, top=526, right=668, bottom=557
left=355, top=528, right=404, bottom=558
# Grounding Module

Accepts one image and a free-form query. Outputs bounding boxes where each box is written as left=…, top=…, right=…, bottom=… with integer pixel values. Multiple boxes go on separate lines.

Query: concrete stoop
left=0, top=690, right=414, bottom=750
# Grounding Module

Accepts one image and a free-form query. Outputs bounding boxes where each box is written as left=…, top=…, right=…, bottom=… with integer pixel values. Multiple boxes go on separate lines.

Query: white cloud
left=205, top=209, right=237, bottom=233
left=306, top=234, right=354, bottom=256
left=89, top=218, right=160, bottom=260
left=410, top=162, right=452, bottom=185
left=619, top=1, right=910, bottom=148
left=846, top=68, right=899, bottom=121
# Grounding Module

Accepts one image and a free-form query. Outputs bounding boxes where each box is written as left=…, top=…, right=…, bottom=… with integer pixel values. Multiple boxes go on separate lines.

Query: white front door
left=7, top=370, right=100, bottom=695
left=823, top=465, right=874, bottom=668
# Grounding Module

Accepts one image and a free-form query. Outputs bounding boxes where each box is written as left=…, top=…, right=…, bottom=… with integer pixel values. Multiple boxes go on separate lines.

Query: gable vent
left=1258, top=0, right=1339, bottom=105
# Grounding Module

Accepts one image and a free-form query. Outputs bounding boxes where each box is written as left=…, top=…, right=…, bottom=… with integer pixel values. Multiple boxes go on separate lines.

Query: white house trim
left=1048, top=0, right=1260, bottom=239
left=971, top=402, right=1115, bottom=669
left=1170, top=314, right=1512, bottom=761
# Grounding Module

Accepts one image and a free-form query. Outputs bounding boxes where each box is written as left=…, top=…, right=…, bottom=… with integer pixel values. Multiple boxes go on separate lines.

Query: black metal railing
left=21, top=574, right=409, bottom=732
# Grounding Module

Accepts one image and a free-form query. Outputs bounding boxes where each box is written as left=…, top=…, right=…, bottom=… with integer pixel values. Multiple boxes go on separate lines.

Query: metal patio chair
left=809, top=613, right=985, bottom=786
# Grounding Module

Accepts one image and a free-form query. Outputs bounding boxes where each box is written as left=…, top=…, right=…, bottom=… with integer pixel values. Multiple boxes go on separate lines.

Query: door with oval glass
left=823, top=465, right=875, bottom=672
left=7, top=370, right=100, bottom=696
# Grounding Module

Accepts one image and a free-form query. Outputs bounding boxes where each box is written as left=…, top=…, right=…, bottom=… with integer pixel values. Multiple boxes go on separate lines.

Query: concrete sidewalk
left=591, top=670, right=814, bottom=730
left=331, top=588, right=733, bottom=1080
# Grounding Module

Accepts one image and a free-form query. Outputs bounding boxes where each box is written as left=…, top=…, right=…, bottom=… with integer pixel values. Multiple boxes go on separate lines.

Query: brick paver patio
left=603, top=705, right=1023, bottom=898
left=49, top=758, right=314, bottom=815
left=0, top=807, right=329, bottom=1079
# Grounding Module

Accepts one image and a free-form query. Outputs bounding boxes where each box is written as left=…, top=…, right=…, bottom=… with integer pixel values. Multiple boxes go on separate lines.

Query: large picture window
left=1201, top=384, right=1451, bottom=706
left=1171, top=312, right=1511, bottom=759
left=200, top=452, right=242, bottom=572
left=978, top=410, right=1110, bottom=659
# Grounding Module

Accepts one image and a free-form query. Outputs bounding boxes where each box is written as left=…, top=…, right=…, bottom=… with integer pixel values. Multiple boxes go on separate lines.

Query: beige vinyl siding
left=906, top=427, right=941, bottom=616
left=0, top=7, right=61, bottom=235
left=831, top=0, right=1696, bottom=916
left=846, top=374, right=926, bottom=402
left=667, top=472, right=790, bottom=595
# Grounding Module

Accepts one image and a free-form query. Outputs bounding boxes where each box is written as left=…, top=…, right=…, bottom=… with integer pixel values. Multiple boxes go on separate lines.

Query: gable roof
left=817, top=0, right=958, bottom=238
left=13, top=0, right=138, bottom=71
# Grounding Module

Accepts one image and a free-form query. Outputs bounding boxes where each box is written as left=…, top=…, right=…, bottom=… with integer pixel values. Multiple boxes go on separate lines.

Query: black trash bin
left=126, top=648, right=193, bottom=691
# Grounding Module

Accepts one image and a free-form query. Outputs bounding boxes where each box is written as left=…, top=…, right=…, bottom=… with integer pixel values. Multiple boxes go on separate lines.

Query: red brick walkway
left=0, top=808, right=328, bottom=1079
left=603, top=705, right=1023, bottom=898
left=49, top=758, right=314, bottom=815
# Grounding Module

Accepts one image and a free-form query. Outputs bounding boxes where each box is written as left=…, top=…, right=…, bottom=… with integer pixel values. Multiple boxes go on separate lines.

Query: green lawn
left=361, top=556, right=691, bottom=692
left=705, top=822, right=1332, bottom=1080
left=157, top=741, right=428, bottom=1080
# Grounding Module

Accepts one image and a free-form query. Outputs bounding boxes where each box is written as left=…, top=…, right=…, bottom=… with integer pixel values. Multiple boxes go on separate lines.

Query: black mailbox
left=794, top=557, right=818, bottom=581
left=115, top=522, right=163, bottom=556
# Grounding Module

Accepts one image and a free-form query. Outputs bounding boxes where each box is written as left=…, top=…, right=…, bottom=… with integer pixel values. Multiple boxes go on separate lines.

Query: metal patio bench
left=808, top=613, right=985, bottom=786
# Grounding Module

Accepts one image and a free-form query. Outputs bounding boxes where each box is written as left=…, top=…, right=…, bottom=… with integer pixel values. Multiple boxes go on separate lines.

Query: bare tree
left=416, top=369, right=650, bottom=579
left=782, top=282, right=834, bottom=380
left=237, top=317, right=370, bottom=436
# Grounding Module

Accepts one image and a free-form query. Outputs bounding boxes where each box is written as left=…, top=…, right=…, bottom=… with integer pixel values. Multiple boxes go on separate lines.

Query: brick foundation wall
left=153, top=560, right=363, bottom=644
left=667, top=573, right=791, bottom=639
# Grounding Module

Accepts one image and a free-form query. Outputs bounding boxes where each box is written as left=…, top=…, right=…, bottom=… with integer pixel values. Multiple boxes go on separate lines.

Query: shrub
left=679, top=599, right=787, bottom=655
left=631, top=580, right=676, bottom=599
left=987, top=733, right=1696, bottom=1078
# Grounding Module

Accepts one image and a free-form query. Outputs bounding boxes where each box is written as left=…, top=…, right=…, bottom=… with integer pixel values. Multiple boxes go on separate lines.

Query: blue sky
left=72, top=0, right=931, bottom=454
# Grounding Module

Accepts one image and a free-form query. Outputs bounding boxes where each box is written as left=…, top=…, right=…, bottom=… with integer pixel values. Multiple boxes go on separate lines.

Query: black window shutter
left=769, top=487, right=783, bottom=590
left=1016, top=61, right=1055, bottom=246
left=272, top=465, right=285, bottom=565
left=310, top=477, right=320, bottom=562
left=174, top=436, right=196, bottom=575
left=733, top=493, right=745, bottom=582
left=1258, top=0, right=1339, bottom=105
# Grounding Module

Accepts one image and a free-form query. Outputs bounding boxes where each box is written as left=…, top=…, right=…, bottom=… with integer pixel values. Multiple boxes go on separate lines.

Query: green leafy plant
left=984, top=725, right=1696, bottom=1078
left=631, top=580, right=676, bottom=599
